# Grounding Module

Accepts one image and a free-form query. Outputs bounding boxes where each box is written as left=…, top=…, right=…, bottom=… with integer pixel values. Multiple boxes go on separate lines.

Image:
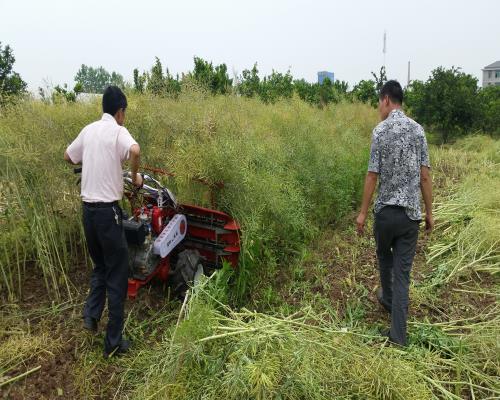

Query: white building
left=482, top=61, right=500, bottom=87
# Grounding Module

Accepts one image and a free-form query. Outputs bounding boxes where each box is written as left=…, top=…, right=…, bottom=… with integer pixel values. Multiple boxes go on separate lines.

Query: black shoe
left=379, top=328, right=395, bottom=347
left=376, top=287, right=392, bottom=314
left=83, top=317, right=98, bottom=333
left=379, top=328, right=405, bottom=347
left=103, top=339, right=131, bottom=359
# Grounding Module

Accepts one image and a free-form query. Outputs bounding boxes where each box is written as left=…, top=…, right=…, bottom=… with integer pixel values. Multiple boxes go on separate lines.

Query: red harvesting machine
left=121, top=167, right=241, bottom=299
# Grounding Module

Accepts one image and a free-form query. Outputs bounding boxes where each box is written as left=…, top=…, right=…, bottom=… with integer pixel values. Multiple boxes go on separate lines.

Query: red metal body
left=125, top=168, right=240, bottom=299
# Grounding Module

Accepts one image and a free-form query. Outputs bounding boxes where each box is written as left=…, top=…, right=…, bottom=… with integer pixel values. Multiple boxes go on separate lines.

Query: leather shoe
left=379, top=328, right=404, bottom=347
left=103, top=339, right=131, bottom=359
left=376, top=287, right=392, bottom=314
left=83, top=317, right=98, bottom=333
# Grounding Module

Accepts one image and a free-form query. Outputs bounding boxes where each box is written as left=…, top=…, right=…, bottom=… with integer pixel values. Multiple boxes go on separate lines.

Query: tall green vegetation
left=0, top=42, right=27, bottom=105
left=0, top=94, right=375, bottom=301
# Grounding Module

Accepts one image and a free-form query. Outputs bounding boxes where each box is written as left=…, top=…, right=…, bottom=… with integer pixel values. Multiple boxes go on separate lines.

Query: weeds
left=123, top=277, right=499, bottom=399
left=0, top=94, right=376, bottom=301
left=426, top=137, right=500, bottom=286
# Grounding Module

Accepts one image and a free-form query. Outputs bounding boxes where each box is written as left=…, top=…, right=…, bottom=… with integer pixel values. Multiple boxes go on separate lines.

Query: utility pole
left=383, top=31, right=387, bottom=69
left=407, top=61, right=411, bottom=87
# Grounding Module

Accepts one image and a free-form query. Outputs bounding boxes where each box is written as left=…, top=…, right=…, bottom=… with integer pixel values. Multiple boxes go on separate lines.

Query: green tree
left=404, top=79, right=426, bottom=124
left=164, top=68, right=181, bottom=97
left=294, top=78, right=348, bottom=107
left=318, top=77, right=343, bottom=106
left=141, top=57, right=181, bottom=97
left=74, top=64, right=124, bottom=93
left=294, top=79, right=319, bottom=105
left=51, top=83, right=82, bottom=103
left=405, top=66, right=479, bottom=143
left=0, top=42, right=27, bottom=104
left=133, top=68, right=146, bottom=93
left=259, top=70, right=294, bottom=103
left=192, top=57, right=233, bottom=95
left=371, top=66, right=387, bottom=92
left=238, top=63, right=261, bottom=97
left=352, top=79, right=377, bottom=107
left=333, top=80, right=349, bottom=95
left=147, top=57, right=165, bottom=95
left=477, top=85, right=500, bottom=136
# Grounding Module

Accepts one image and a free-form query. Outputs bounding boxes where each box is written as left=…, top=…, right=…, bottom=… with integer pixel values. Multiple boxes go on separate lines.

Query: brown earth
left=277, top=213, right=497, bottom=330
left=1, top=259, right=175, bottom=400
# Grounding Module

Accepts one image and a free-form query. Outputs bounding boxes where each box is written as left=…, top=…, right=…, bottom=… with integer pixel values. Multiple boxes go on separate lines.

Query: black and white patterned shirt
left=368, top=109, right=430, bottom=221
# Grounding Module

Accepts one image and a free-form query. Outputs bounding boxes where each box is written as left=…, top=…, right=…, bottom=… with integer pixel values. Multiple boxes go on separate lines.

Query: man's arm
left=129, top=144, right=143, bottom=187
left=64, top=131, right=84, bottom=165
left=356, top=172, right=378, bottom=235
left=420, top=166, right=434, bottom=232
left=63, top=150, right=78, bottom=165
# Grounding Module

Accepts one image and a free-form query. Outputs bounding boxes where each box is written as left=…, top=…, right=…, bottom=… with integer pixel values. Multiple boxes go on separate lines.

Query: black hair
left=379, top=80, right=403, bottom=104
left=102, top=86, right=127, bottom=116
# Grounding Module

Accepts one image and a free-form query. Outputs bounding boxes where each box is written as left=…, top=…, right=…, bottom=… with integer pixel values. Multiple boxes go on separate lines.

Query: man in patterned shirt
left=356, top=80, right=434, bottom=346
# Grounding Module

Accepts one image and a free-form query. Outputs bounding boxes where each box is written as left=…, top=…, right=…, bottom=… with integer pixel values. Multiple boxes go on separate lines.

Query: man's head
left=103, top=86, right=127, bottom=126
left=378, top=80, right=403, bottom=120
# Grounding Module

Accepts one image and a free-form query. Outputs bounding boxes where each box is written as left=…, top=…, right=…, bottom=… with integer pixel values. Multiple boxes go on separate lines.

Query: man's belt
left=83, top=201, right=119, bottom=208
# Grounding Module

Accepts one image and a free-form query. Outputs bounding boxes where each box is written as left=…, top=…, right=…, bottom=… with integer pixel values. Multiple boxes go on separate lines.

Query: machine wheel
left=169, top=249, right=204, bottom=299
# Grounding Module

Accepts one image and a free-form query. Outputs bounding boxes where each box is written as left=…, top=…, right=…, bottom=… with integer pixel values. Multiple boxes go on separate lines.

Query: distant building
left=482, top=61, right=500, bottom=87
left=318, top=71, right=335, bottom=84
left=77, top=92, right=102, bottom=102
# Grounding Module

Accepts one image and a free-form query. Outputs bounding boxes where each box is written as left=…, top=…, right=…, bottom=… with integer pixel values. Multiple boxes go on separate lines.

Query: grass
left=121, top=274, right=499, bottom=400
left=0, top=93, right=376, bottom=301
left=0, top=95, right=498, bottom=399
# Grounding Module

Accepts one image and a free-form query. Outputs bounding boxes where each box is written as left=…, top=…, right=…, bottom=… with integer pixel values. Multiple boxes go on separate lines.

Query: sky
left=1, top=0, right=499, bottom=92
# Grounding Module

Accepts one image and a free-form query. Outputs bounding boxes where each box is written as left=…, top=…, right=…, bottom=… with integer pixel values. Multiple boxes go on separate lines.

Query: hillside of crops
left=0, top=95, right=499, bottom=399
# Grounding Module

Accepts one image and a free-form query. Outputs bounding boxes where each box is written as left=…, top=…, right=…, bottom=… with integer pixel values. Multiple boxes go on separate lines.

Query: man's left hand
left=356, top=212, right=367, bottom=235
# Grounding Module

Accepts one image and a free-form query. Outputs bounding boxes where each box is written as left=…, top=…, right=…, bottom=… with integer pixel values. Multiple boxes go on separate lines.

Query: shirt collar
left=389, top=108, right=405, bottom=118
left=101, top=113, right=117, bottom=124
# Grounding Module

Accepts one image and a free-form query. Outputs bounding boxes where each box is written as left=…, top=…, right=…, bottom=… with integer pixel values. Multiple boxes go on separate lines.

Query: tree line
left=1, top=41, right=498, bottom=143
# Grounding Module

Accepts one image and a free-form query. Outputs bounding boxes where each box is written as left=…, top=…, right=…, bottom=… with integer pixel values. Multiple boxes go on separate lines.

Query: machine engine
left=124, top=207, right=188, bottom=281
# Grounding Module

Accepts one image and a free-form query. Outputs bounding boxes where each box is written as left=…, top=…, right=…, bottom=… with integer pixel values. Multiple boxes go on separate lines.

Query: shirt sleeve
left=117, top=127, right=138, bottom=161
left=420, top=129, right=431, bottom=168
left=66, top=129, right=84, bottom=164
left=367, top=130, right=380, bottom=173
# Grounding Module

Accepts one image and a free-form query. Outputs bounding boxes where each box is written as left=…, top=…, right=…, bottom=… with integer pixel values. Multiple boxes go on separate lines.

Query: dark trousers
left=374, top=206, right=419, bottom=346
left=82, top=203, right=128, bottom=352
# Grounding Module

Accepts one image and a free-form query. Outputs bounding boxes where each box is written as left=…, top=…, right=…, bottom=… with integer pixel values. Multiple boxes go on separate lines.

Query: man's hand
left=132, top=173, right=143, bottom=188
left=356, top=172, right=378, bottom=236
left=356, top=212, right=367, bottom=236
left=129, top=144, right=141, bottom=188
left=425, top=212, right=434, bottom=233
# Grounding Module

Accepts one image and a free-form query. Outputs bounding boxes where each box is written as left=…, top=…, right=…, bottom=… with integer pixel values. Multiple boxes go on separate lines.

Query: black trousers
left=82, top=202, right=128, bottom=352
left=374, top=206, right=419, bottom=346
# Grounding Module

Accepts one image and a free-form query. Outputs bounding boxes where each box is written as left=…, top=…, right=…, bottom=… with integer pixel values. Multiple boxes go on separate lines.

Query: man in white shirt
left=64, top=86, right=143, bottom=357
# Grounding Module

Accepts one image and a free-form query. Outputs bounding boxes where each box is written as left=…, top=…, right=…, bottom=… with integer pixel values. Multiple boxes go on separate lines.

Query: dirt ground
left=277, top=214, right=497, bottom=331
left=0, top=260, right=176, bottom=400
